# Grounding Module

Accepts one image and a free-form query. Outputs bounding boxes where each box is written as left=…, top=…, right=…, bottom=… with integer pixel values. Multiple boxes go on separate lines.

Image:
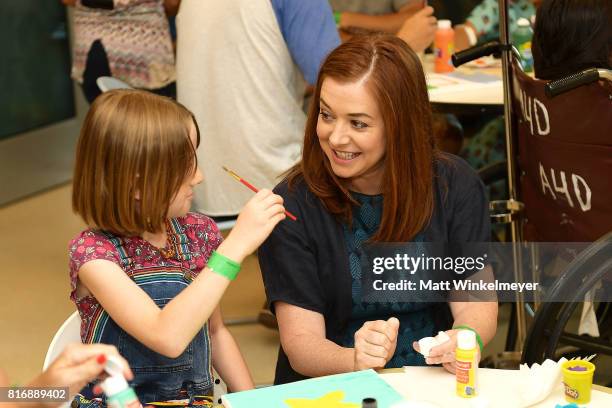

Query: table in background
left=422, top=55, right=504, bottom=115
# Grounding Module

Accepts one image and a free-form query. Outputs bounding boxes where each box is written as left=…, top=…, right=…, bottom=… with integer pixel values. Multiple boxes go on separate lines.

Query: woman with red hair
left=259, top=34, right=498, bottom=384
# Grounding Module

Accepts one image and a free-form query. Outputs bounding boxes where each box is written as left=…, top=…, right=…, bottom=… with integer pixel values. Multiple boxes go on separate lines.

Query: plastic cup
left=561, top=360, right=595, bottom=404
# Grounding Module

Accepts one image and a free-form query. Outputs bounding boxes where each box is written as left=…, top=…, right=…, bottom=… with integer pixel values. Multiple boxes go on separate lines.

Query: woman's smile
left=317, top=77, right=386, bottom=194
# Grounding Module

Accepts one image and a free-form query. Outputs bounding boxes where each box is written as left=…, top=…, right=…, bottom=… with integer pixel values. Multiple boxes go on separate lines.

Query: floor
left=0, top=184, right=609, bottom=388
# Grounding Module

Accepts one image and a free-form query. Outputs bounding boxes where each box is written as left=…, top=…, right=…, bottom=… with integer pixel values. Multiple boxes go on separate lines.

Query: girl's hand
left=28, top=343, right=132, bottom=398
left=353, top=318, right=400, bottom=371
left=218, top=189, right=286, bottom=263
left=412, top=329, right=480, bottom=374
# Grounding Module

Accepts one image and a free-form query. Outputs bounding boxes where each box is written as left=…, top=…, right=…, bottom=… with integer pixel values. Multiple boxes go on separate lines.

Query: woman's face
left=167, top=122, right=203, bottom=218
left=317, top=77, right=386, bottom=195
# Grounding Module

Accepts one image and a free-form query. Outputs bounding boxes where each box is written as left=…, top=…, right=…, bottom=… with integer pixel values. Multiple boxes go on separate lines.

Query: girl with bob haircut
left=259, top=34, right=498, bottom=384
left=70, top=89, right=286, bottom=404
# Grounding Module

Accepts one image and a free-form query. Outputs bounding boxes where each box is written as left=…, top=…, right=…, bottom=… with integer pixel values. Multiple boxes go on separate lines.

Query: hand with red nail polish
left=96, top=354, right=107, bottom=365
left=25, top=343, right=133, bottom=405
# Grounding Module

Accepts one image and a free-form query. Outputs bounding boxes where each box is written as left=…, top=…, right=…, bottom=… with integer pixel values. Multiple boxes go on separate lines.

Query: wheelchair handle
left=545, top=68, right=612, bottom=97
left=452, top=41, right=521, bottom=67
left=452, top=41, right=501, bottom=67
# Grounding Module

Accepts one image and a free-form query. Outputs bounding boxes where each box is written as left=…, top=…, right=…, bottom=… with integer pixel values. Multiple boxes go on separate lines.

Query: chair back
left=96, top=76, right=132, bottom=93
left=43, top=311, right=81, bottom=370
left=511, top=61, right=612, bottom=241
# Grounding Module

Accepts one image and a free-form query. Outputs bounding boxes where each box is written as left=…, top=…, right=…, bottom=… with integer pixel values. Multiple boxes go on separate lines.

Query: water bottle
left=513, top=17, right=533, bottom=72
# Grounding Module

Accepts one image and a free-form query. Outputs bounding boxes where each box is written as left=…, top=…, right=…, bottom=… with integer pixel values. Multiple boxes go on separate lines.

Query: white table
left=422, top=55, right=504, bottom=114
left=381, top=367, right=612, bottom=407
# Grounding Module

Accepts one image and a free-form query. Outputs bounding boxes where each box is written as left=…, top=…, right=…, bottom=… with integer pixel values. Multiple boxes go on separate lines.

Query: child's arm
left=78, top=189, right=285, bottom=358
left=209, top=307, right=254, bottom=392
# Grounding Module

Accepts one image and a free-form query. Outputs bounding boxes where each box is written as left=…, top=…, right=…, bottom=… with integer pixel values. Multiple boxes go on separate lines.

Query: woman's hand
left=28, top=343, right=132, bottom=398
left=218, top=189, right=286, bottom=263
left=412, top=329, right=481, bottom=374
left=353, top=318, right=400, bottom=371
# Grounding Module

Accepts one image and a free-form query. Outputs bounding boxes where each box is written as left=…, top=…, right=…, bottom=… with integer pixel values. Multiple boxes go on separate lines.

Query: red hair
left=286, top=34, right=437, bottom=242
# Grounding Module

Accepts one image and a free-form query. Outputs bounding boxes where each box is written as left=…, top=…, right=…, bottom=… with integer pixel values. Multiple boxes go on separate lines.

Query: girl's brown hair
left=286, top=34, right=437, bottom=242
left=72, top=89, right=200, bottom=236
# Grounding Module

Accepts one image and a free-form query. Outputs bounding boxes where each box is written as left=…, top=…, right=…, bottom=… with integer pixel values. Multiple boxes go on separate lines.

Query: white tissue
left=417, top=337, right=436, bottom=357
left=515, top=357, right=567, bottom=407
left=417, top=331, right=451, bottom=357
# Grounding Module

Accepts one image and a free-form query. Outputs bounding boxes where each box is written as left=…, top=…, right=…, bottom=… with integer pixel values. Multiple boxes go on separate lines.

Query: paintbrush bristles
left=222, top=166, right=242, bottom=182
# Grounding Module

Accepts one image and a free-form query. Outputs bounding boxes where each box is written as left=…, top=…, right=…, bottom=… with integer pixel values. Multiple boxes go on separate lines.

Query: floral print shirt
left=68, top=212, right=222, bottom=342
left=467, top=0, right=535, bottom=40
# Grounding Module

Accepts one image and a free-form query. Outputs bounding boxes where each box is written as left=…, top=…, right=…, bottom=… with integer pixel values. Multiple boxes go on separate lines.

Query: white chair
left=43, top=312, right=227, bottom=402
left=96, top=76, right=133, bottom=93
left=43, top=311, right=81, bottom=370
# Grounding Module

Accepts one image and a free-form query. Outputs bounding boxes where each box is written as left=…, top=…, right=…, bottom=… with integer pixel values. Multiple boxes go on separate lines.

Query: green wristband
left=333, top=11, right=342, bottom=26
left=207, top=250, right=241, bottom=281
left=453, top=325, right=484, bottom=352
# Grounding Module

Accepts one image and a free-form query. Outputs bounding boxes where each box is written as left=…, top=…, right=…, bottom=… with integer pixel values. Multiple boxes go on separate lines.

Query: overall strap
left=167, top=218, right=193, bottom=262
left=99, top=230, right=133, bottom=267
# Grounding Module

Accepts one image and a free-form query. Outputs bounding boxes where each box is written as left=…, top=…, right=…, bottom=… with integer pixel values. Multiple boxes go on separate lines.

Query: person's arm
left=209, top=307, right=254, bottom=392
left=454, top=0, right=500, bottom=51
left=338, top=7, right=417, bottom=34
left=2, top=344, right=132, bottom=408
left=275, top=302, right=354, bottom=377
left=272, top=0, right=340, bottom=85
left=454, top=21, right=479, bottom=52
left=79, top=190, right=285, bottom=358
left=416, top=298, right=497, bottom=373
left=414, top=157, right=497, bottom=373
left=276, top=302, right=400, bottom=377
left=396, top=6, right=437, bottom=53
left=450, top=301, right=498, bottom=347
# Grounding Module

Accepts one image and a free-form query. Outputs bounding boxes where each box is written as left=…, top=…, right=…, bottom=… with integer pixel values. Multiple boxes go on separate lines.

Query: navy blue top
left=341, top=192, right=433, bottom=368
left=270, top=0, right=341, bottom=84
left=259, top=153, right=491, bottom=384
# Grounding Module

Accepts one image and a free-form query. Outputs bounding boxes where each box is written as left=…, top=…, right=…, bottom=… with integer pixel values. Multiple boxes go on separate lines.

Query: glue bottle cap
left=517, top=17, right=530, bottom=27
left=100, top=375, right=129, bottom=398
left=457, top=329, right=477, bottom=350
left=437, top=19, right=452, bottom=30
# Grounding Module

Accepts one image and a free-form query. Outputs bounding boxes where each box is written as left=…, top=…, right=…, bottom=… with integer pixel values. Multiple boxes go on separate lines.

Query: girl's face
left=167, top=122, right=203, bottom=218
left=317, top=77, right=386, bottom=195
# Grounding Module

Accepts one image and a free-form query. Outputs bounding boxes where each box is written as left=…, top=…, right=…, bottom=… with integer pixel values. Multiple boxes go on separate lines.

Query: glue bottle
left=100, top=356, right=142, bottom=408
left=455, top=329, right=478, bottom=398
left=434, top=20, right=455, bottom=73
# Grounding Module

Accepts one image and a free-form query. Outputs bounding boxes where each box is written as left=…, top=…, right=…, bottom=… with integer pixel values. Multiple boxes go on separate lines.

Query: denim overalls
left=79, top=221, right=213, bottom=404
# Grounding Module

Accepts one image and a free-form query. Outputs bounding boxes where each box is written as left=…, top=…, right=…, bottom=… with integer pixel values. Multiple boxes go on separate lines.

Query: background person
left=63, top=0, right=178, bottom=102
left=177, top=0, right=340, bottom=218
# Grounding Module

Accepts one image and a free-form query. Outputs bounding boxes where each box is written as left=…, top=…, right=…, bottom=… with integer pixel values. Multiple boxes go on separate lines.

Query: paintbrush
left=222, top=166, right=297, bottom=221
